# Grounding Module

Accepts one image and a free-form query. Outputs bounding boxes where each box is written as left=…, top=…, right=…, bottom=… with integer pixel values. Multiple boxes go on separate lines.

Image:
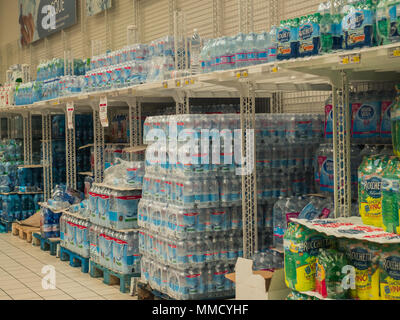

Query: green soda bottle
left=388, top=0, right=400, bottom=42
left=284, top=223, right=297, bottom=289
left=376, top=0, right=390, bottom=45
left=391, top=84, right=400, bottom=156
left=321, top=11, right=334, bottom=53
left=382, top=157, right=400, bottom=234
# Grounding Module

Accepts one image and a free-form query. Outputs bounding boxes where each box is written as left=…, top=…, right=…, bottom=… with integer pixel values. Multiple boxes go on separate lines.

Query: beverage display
left=89, top=225, right=140, bottom=275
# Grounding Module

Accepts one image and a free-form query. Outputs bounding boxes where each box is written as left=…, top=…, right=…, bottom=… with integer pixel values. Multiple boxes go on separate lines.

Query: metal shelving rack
left=1, top=29, right=399, bottom=260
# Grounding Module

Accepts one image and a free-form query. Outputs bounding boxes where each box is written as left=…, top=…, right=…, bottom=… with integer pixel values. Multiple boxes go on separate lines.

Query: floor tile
left=0, top=234, right=137, bottom=301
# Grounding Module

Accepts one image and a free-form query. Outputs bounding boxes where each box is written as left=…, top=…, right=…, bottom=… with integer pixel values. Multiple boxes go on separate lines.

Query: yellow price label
left=176, top=81, right=181, bottom=87
left=236, top=72, right=241, bottom=79
left=163, top=82, right=168, bottom=88
left=185, top=80, right=189, bottom=85
left=342, top=57, right=349, bottom=64
left=271, top=66, right=278, bottom=73
left=393, top=49, right=400, bottom=57
left=190, top=79, right=195, bottom=85
left=242, top=71, right=248, bottom=77
left=351, top=55, right=360, bottom=63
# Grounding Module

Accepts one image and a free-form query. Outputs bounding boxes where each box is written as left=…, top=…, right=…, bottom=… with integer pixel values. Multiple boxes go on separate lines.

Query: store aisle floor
left=0, top=233, right=137, bottom=300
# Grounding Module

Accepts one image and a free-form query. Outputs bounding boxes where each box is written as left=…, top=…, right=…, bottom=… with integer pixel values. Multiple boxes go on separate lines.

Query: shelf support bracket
left=126, top=97, right=143, bottom=161
left=42, top=112, right=53, bottom=201
left=239, top=80, right=258, bottom=258
left=23, top=111, right=33, bottom=165
left=65, top=109, right=77, bottom=190
left=90, top=101, right=105, bottom=183
left=331, top=71, right=352, bottom=218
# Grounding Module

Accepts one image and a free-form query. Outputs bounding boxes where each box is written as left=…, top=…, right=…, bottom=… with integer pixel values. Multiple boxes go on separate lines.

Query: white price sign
left=66, top=102, right=74, bottom=130
left=99, top=96, right=109, bottom=127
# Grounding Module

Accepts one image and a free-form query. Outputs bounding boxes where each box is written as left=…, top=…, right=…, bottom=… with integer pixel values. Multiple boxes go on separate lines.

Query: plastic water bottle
left=243, top=33, right=258, bottom=66
left=234, top=33, right=247, bottom=68
left=320, top=7, right=334, bottom=53
left=256, top=32, right=269, bottom=65
left=272, top=197, right=286, bottom=251
left=190, top=29, right=202, bottom=75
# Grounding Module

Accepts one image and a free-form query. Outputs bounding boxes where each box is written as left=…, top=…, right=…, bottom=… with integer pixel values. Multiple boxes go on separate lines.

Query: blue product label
left=325, top=104, right=333, bottom=138
left=258, top=51, right=268, bottom=62
left=168, top=244, right=177, bottom=264
left=213, top=270, right=228, bottom=291
left=235, top=52, right=248, bottom=63
left=228, top=250, right=238, bottom=260
left=273, top=226, right=285, bottom=238
left=298, top=202, right=321, bottom=220
left=389, top=5, right=400, bottom=39
left=343, top=9, right=373, bottom=48
left=109, top=210, right=118, bottom=222
left=183, top=211, right=199, bottom=233
left=211, top=210, right=226, bottom=231
left=352, top=102, right=380, bottom=138
left=187, top=273, right=202, bottom=294
left=320, top=157, right=334, bottom=192
left=247, top=52, right=257, bottom=62
left=381, top=101, right=392, bottom=138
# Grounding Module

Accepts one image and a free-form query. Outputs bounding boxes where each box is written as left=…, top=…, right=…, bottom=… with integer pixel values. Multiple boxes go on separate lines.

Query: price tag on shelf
left=389, top=47, right=400, bottom=58
left=339, top=55, right=349, bottom=65
left=339, top=54, right=361, bottom=65
left=99, top=96, right=109, bottom=128
left=66, top=102, right=74, bottom=130
left=350, top=53, right=361, bottom=64
left=270, top=65, right=279, bottom=73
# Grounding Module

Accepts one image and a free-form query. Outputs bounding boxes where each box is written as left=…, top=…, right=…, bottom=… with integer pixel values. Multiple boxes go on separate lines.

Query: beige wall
left=0, top=0, right=323, bottom=83
left=0, top=0, right=19, bottom=45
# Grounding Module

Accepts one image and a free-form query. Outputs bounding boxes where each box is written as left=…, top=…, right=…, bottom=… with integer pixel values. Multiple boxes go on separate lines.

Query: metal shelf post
left=42, top=113, right=53, bottom=201
left=23, top=112, right=33, bottom=165
left=92, top=105, right=105, bottom=183
left=127, top=97, right=142, bottom=161
left=174, top=91, right=190, bottom=114
left=65, top=112, right=77, bottom=189
left=240, top=80, right=258, bottom=258
left=271, top=92, right=283, bottom=113
left=332, top=71, right=351, bottom=218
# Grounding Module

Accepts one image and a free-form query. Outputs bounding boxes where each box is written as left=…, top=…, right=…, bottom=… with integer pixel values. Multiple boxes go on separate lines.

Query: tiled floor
left=0, top=233, right=137, bottom=300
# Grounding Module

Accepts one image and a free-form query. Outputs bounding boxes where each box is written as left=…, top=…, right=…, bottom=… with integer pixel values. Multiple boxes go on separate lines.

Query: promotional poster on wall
left=86, top=0, right=112, bottom=17
left=18, top=0, right=77, bottom=47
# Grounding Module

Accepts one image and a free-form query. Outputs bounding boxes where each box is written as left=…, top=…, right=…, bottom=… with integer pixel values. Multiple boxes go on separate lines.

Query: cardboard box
left=226, top=258, right=290, bottom=300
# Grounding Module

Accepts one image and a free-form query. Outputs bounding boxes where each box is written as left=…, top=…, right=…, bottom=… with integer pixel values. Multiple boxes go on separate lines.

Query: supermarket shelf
left=301, top=291, right=333, bottom=300
left=18, top=165, right=43, bottom=169
left=17, top=191, right=43, bottom=195
left=38, top=202, right=66, bottom=214
left=78, top=143, right=94, bottom=150
left=124, top=145, right=147, bottom=153
left=61, top=210, right=89, bottom=221
left=92, top=182, right=141, bottom=191
left=2, top=44, right=400, bottom=114
left=78, top=171, right=94, bottom=177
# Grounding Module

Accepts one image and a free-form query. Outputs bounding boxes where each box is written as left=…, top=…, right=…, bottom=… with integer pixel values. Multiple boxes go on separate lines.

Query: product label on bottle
left=298, top=22, right=320, bottom=55
left=343, top=9, right=373, bottom=49
left=286, top=212, right=300, bottom=225
left=318, top=156, right=334, bottom=192
left=325, top=104, right=333, bottom=138
left=389, top=5, right=400, bottom=39
left=351, top=102, right=380, bottom=138
left=380, top=253, right=400, bottom=300
left=381, top=101, right=393, bottom=138
left=277, top=27, right=292, bottom=57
